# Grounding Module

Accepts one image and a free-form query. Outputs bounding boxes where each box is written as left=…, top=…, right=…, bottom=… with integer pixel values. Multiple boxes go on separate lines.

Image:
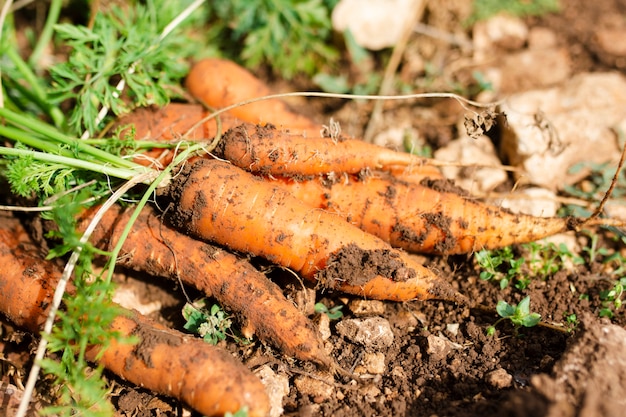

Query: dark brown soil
left=2, top=1, right=626, bottom=417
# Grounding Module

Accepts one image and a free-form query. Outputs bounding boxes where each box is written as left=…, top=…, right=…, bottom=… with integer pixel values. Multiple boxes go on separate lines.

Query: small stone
left=595, top=28, right=626, bottom=57
left=348, top=299, right=386, bottom=316
left=255, top=365, right=290, bottom=417
left=331, top=0, right=420, bottom=50
left=473, top=13, right=528, bottom=54
left=434, top=134, right=507, bottom=193
left=336, top=317, right=394, bottom=349
left=294, top=374, right=334, bottom=401
left=486, top=368, right=513, bottom=389
left=363, top=352, right=386, bottom=374
left=495, top=187, right=559, bottom=218
left=426, top=334, right=451, bottom=360
left=315, top=312, right=332, bottom=341
left=362, top=385, right=382, bottom=402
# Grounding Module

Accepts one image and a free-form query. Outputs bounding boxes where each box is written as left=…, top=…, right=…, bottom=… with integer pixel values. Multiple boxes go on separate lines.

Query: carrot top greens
left=0, top=1, right=210, bottom=415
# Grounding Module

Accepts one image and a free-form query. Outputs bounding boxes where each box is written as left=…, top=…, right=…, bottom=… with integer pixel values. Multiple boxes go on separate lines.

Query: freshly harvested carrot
left=268, top=172, right=622, bottom=255
left=114, top=103, right=243, bottom=143
left=82, top=204, right=332, bottom=367
left=185, top=58, right=321, bottom=135
left=164, top=158, right=466, bottom=304
left=0, top=215, right=270, bottom=417
left=212, top=122, right=439, bottom=177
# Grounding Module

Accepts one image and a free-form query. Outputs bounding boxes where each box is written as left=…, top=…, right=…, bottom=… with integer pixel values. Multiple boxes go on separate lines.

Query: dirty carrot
left=212, top=122, right=441, bottom=177
left=0, top=215, right=270, bottom=417
left=164, top=158, right=465, bottom=304
left=185, top=58, right=321, bottom=135
left=82, top=203, right=332, bottom=367
left=269, top=172, right=625, bottom=255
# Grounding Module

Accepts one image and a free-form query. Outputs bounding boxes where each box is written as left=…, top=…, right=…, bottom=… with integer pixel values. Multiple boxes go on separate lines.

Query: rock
left=348, top=299, right=386, bottom=316
left=294, top=373, right=335, bottom=401
left=473, top=14, right=528, bottom=56
left=336, top=317, right=394, bottom=349
left=527, top=27, right=558, bottom=50
left=363, top=352, right=386, bottom=374
left=426, top=334, right=451, bottom=361
left=495, top=187, right=559, bottom=218
left=315, top=311, right=332, bottom=341
left=256, top=365, right=290, bottom=417
left=434, top=133, right=507, bottom=193
left=500, top=72, right=626, bottom=190
left=595, top=28, right=626, bottom=58
left=332, top=0, right=421, bottom=50
left=486, top=368, right=513, bottom=389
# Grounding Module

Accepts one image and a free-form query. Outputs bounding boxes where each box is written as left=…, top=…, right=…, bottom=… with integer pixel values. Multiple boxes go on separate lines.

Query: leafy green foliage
left=183, top=299, right=238, bottom=345
left=486, top=296, right=541, bottom=336
left=468, top=0, right=560, bottom=24
left=314, top=302, right=344, bottom=320
left=47, top=1, right=204, bottom=136
left=475, top=241, right=580, bottom=290
left=206, top=0, right=338, bottom=79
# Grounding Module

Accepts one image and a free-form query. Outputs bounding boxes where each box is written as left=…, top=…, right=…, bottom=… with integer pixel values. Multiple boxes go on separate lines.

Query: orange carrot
left=164, top=158, right=465, bottom=304
left=212, top=122, right=439, bottom=177
left=0, top=215, right=270, bottom=417
left=82, top=204, right=331, bottom=367
left=185, top=58, right=321, bottom=135
left=267, top=172, right=621, bottom=255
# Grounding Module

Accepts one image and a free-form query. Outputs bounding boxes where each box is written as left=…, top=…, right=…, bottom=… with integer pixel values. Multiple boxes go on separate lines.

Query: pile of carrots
left=2, top=58, right=623, bottom=416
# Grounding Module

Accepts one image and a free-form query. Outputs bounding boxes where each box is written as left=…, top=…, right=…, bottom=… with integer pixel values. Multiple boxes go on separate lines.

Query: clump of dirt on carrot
left=0, top=214, right=270, bottom=417
left=163, top=158, right=466, bottom=304
left=80, top=204, right=332, bottom=367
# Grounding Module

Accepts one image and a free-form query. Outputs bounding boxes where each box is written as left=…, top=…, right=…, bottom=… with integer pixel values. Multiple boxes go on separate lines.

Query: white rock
left=473, top=14, right=528, bottom=57
left=332, top=0, right=421, bottom=50
left=294, top=373, right=334, bottom=400
left=486, top=368, right=513, bottom=389
left=363, top=352, right=387, bottom=374
left=336, top=317, right=394, bottom=349
left=500, top=72, right=626, bottom=190
left=495, top=187, right=559, bottom=218
left=348, top=299, right=386, bottom=316
left=434, top=133, right=507, bottom=193
left=256, top=365, right=290, bottom=417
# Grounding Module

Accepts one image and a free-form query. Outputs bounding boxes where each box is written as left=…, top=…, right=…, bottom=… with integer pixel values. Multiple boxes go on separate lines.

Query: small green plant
left=598, top=278, right=626, bottom=319
left=314, top=302, right=344, bottom=320
left=486, top=296, right=541, bottom=336
left=468, top=0, right=560, bottom=25
left=205, top=0, right=339, bottom=79
left=182, top=299, right=236, bottom=345
left=475, top=246, right=524, bottom=289
left=525, top=241, right=583, bottom=278
left=225, top=408, right=250, bottom=417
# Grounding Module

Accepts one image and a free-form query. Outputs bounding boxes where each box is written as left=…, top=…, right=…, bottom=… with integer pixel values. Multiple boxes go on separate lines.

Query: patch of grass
left=468, top=0, right=560, bottom=25
left=486, top=296, right=541, bottom=336
left=475, top=241, right=580, bottom=290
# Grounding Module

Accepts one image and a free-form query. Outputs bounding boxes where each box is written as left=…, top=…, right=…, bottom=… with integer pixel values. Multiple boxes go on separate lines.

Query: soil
left=3, top=1, right=626, bottom=416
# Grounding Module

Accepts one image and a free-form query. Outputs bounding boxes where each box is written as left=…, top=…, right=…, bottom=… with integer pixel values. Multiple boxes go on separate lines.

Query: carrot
left=0, top=215, right=270, bottom=417
left=211, top=122, right=439, bottom=177
left=82, top=204, right=332, bottom=367
left=164, top=158, right=466, bottom=304
left=268, top=172, right=624, bottom=255
left=185, top=58, right=321, bottom=135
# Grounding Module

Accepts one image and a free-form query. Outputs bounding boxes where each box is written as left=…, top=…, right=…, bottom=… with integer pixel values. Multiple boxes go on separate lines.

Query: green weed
left=205, top=0, right=338, bottom=80
left=314, top=302, right=344, bottom=320
left=486, top=296, right=541, bottom=336
left=468, top=0, right=560, bottom=25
